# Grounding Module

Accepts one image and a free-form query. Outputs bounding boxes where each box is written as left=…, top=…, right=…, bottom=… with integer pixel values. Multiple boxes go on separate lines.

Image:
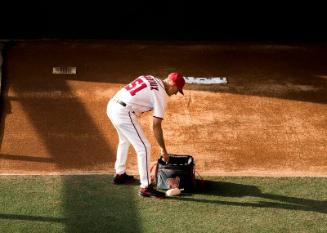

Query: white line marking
left=185, top=77, right=227, bottom=84
left=52, top=67, right=77, bottom=75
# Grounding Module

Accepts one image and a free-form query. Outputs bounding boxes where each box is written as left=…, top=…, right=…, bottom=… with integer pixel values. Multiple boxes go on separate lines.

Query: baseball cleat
left=139, top=185, right=165, bottom=199
left=113, top=173, right=135, bottom=184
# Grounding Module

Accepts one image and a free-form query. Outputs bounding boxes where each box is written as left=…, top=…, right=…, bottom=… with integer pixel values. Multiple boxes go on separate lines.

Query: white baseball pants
left=107, top=98, right=151, bottom=188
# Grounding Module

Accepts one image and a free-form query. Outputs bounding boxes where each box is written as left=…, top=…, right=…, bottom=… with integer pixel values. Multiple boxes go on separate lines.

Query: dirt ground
left=0, top=40, right=326, bottom=176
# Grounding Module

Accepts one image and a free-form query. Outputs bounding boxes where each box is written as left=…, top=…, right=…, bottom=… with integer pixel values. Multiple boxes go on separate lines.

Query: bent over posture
left=107, top=72, right=185, bottom=198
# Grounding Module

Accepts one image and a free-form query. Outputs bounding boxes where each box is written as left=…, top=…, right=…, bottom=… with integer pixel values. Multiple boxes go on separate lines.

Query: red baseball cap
left=168, top=72, right=185, bottom=95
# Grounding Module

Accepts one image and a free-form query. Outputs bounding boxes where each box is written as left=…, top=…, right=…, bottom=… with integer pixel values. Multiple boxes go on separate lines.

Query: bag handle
left=149, top=161, right=158, bottom=183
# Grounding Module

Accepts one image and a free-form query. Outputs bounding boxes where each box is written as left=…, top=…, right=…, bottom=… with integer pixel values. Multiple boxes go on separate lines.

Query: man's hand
left=161, top=148, right=169, bottom=164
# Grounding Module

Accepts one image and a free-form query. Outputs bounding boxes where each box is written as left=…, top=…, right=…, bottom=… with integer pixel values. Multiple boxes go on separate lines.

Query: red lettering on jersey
left=125, top=78, right=147, bottom=96
left=144, top=75, right=159, bottom=91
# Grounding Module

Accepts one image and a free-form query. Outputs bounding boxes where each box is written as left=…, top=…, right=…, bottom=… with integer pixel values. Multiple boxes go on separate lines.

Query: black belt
left=116, top=99, right=127, bottom=107
left=115, top=98, right=135, bottom=113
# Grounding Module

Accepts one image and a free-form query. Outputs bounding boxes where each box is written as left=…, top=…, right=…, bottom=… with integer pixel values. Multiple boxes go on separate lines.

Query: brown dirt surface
left=1, top=40, right=326, bottom=176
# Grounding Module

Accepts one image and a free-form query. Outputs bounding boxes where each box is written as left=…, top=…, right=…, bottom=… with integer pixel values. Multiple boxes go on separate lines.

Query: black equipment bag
left=155, top=154, right=195, bottom=192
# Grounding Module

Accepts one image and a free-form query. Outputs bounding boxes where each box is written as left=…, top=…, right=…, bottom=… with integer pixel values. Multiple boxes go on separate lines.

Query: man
left=107, top=72, right=185, bottom=198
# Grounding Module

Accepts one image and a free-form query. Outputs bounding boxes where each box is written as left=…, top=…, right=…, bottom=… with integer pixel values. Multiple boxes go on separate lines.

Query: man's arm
left=153, top=117, right=169, bottom=162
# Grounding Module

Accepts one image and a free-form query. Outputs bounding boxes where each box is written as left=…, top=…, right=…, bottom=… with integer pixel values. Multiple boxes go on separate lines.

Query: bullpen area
left=0, top=40, right=326, bottom=232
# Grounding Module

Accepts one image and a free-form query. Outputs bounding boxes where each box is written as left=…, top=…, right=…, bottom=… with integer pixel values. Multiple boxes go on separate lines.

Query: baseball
left=166, top=188, right=183, bottom=196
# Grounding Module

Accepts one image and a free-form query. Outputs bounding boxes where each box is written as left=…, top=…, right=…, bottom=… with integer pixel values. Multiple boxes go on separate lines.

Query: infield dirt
left=1, top=41, right=326, bottom=176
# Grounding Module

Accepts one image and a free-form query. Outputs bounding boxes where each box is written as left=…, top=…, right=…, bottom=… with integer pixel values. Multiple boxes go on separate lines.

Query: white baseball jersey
left=114, top=75, right=168, bottom=118
left=107, top=75, right=169, bottom=188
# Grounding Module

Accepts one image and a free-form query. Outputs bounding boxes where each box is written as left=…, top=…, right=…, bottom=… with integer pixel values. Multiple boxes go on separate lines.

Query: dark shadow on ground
left=0, top=44, right=142, bottom=233
left=62, top=175, right=140, bottom=233
left=183, top=45, right=327, bottom=104
left=40, top=41, right=327, bottom=105
left=1, top=40, right=326, bottom=231
left=0, top=42, right=13, bottom=150
left=0, top=214, right=65, bottom=223
left=0, top=41, right=116, bottom=169
left=176, top=180, right=327, bottom=214
left=0, top=175, right=141, bottom=232
left=0, top=153, right=54, bottom=163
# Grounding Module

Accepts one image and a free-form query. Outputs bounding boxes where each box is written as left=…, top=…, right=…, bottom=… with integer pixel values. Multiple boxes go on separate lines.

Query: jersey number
left=125, top=78, right=147, bottom=96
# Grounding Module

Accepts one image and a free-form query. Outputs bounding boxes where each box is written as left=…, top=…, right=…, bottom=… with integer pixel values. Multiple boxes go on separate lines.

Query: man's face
left=167, top=84, right=179, bottom=96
